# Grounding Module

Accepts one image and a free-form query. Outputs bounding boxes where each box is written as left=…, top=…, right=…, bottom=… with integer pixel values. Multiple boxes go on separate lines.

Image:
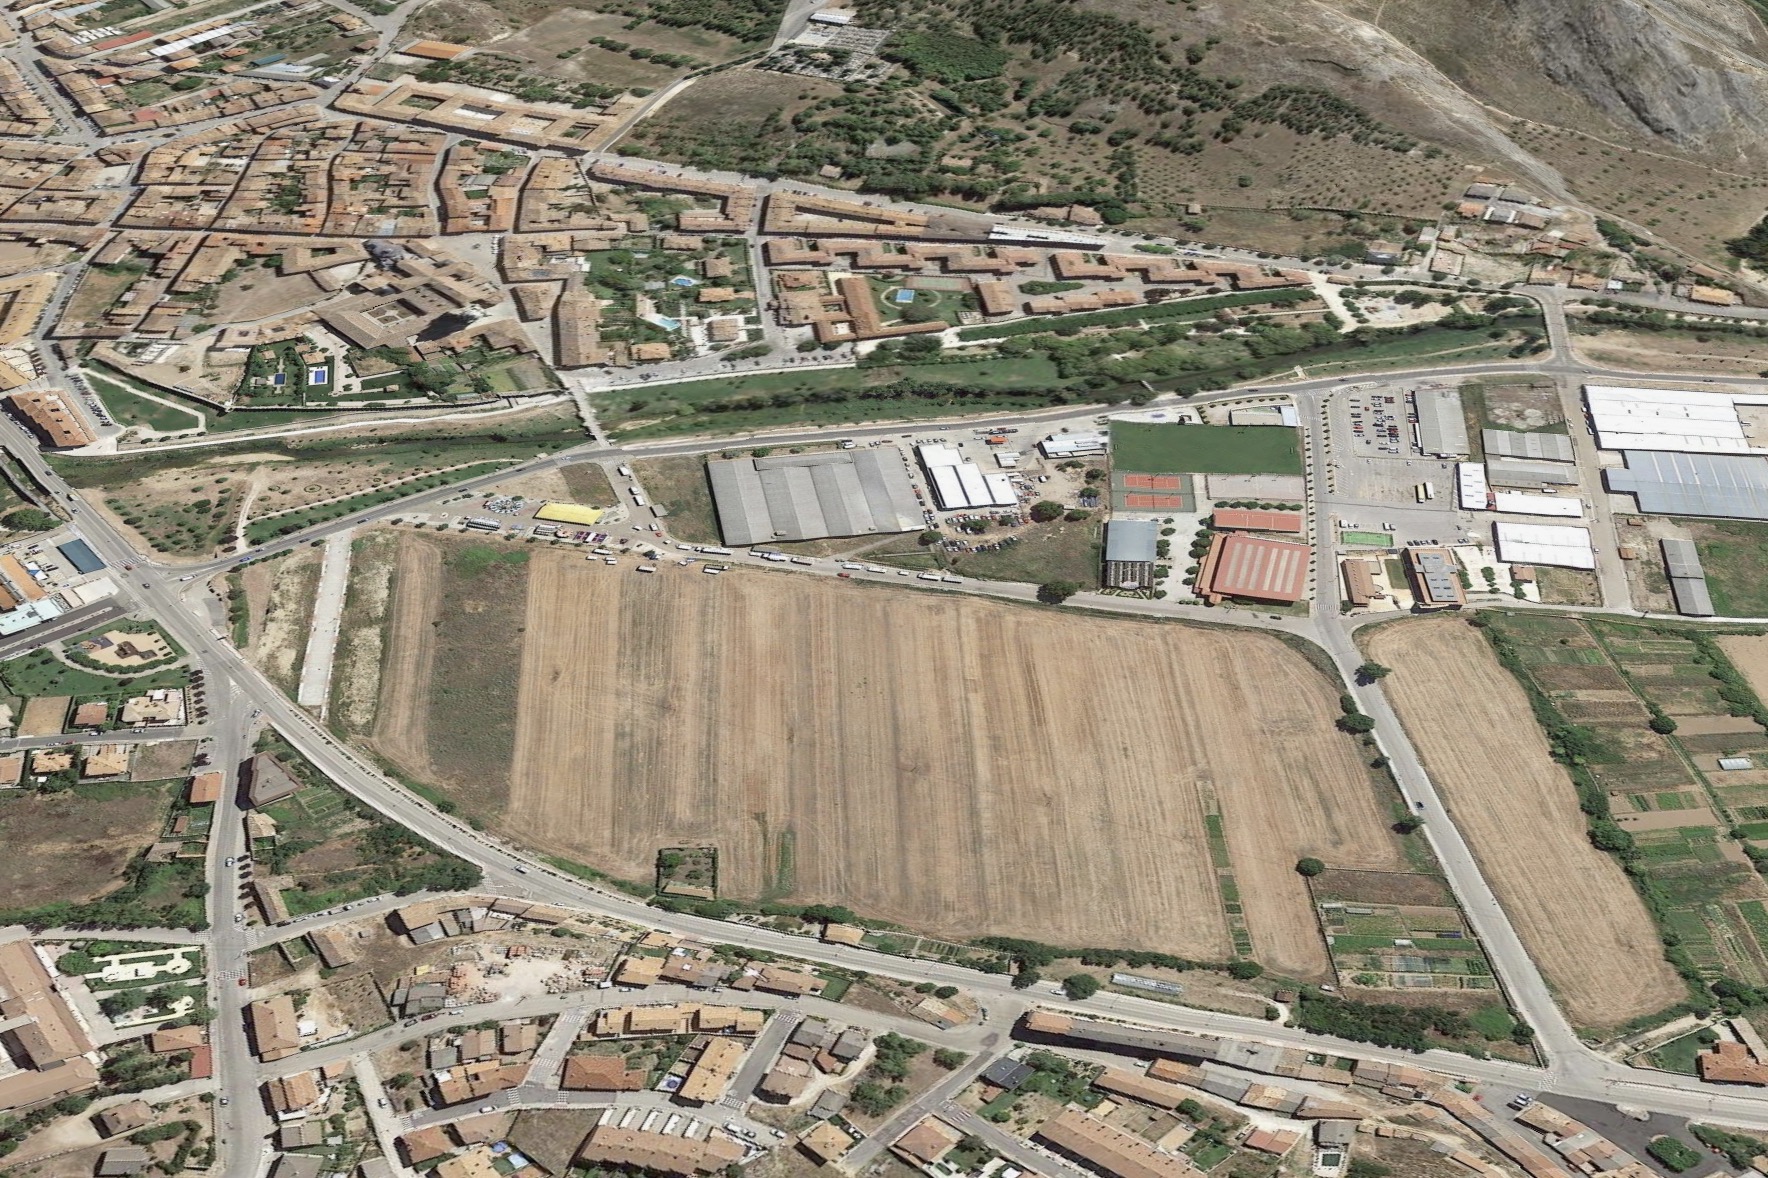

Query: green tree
left=933, top=1048, right=966, bottom=1069
left=1037, top=581, right=1080, bottom=605
left=1029, top=500, right=1065, bottom=523
left=1295, top=857, right=1326, bottom=877
left=2, top=508, right=59, bottom=533
left=1649, top=712, right=1679, bottom=734
left=1227, top=960, right=1264, bottom=980
left=1011, top=967, right=1042, bottom=990
left=1356, top=662, right=1391, bottom=682
left=1337, top=713, right=1376, bottom=734
left=55, top=950, right=96, bottom=976
left=919, top=529, right=943, bottom=546
left=1062, top=973, right=1101, bottom=1000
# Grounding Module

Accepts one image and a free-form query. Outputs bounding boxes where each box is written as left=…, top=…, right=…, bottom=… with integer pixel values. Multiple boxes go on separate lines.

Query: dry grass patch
left=244, top=547, right=323, bottom=698
left=1364, top=616, right=1684, bottom=1029
left=0, top=783, right=175, bottom=909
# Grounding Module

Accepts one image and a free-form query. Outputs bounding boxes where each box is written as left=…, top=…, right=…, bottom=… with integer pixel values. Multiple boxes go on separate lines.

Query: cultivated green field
left=1111, top=422, right=1303, bottom=476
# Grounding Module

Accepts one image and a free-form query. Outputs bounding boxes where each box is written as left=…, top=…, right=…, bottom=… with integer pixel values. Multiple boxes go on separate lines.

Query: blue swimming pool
left=893, top=288, right=916, bottom=303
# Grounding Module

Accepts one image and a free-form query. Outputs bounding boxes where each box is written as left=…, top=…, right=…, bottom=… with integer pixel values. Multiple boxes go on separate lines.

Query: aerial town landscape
left=11, top=0, right=1768, bottom=1177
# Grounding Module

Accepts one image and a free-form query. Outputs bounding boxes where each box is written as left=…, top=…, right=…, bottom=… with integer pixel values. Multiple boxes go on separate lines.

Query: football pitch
left=1110, top=422, right=1303, bottom=475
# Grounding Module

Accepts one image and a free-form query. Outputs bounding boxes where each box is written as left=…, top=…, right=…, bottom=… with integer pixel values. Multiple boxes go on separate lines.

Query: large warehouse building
left=1482, top=428, right=1575, bottom=463
left=1584, top=385, right=1768, bottom=455
left=1604, top=450, right=1768, bottom=520
left=708, top=448, right=921, bottom=546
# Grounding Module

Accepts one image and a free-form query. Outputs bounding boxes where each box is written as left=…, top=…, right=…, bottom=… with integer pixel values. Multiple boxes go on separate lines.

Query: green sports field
left=1111, top=422, right=1303, bottom=476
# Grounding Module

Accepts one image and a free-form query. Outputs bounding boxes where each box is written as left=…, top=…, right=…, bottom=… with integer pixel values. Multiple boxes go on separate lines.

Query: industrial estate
left=5, top=0, right=1768, bottom=1177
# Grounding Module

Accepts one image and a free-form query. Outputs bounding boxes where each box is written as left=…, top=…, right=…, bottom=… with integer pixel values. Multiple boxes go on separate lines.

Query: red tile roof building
left=1198, top=533, right=1310, bottom=604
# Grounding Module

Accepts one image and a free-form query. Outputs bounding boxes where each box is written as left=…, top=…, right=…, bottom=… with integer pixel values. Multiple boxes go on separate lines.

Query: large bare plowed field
left=1366, top=617, right=1684, bottom=1029
left=413, top=555, right=1410, bottom=970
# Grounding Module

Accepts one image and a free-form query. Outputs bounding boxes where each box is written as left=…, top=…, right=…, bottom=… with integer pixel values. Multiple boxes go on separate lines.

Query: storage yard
left=1364, top=616, right=1686, bottom=1029
left=368, top=549, right=1407, bottom=970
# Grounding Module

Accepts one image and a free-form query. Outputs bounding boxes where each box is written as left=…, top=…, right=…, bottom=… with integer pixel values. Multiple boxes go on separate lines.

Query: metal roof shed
left=1414, top=388, right=1469, bottom=457
left=56, top=538, right=104, bottom=574
left=1104, top=519, right=1158, bottom=563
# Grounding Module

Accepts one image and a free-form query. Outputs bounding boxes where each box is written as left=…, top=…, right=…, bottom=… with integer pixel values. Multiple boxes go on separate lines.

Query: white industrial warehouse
left=1584, top=385, right=1768, bottom=455
left=1493, top=522, right=1596, bottom=569
left=918, top=444, right=1018, bottom=511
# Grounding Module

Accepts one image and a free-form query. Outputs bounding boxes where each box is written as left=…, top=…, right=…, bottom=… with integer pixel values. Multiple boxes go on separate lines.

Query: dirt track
left=475, top=556, right=1404, bottom=970
left=1367, top=617, right=1684, bottom=1029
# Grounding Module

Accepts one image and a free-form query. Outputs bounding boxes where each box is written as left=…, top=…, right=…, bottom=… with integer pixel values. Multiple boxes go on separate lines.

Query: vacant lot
left=368, top=535, right=528, bottom=804
left=632, top=457, right=719, bottom=545
left=0, top=781, right=175, bottom=911
left=1365, top=617, right=1684, bottom=1029
left=242, top=547, right=322, bottom=698
left=1689, top=521, right=1768, bottom=617
left=366, top=555, right=1407, bottom=971
left=1110, top=423, right=1302, bottom=476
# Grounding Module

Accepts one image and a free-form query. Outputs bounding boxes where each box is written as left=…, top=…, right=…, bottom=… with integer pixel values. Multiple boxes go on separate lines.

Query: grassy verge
left=243, top=461, right=513, bottom=544
left=89, top=375, right=205, bottom=434
left=597, top=357, right=1075, bottom=439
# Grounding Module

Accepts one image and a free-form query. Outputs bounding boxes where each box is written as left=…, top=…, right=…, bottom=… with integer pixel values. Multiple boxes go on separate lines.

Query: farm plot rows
left=357, top=536, right=1409, bottom=974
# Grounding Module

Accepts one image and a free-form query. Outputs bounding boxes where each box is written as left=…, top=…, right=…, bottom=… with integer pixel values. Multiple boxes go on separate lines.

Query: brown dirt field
left=0, top=784, right=173, bottom=908
left=332, top=531, right=399, bottom=734
left=1720, top=636, right=1768, bottom=714
left=131, top=738, right=196, bottom=780
left=1310, top=869, right=1454, bottom=908
left=1365, top=617, right=1684, bottom=1029
left=18, top=695, right=68, bottom=736
left=368, top=534, right=442, bottom=781
left=508, top=1110, right=601, bottom=1178
left=463, top=556, right=1406, bottom=970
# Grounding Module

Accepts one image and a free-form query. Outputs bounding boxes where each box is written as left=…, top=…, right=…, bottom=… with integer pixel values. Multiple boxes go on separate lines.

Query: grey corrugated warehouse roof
left=1104, top=519, right=1158, bottom=562
left=1605, top=450, right=1768, bottom=519
left=1661, top=538, right=1704, bottom=579
left=1661, top=538, right=1715, bottom=616
left=1485, top=458, right=1580, bottom=486
left=1481, top=429, right=1574, bottom=463
left=708, top=449, right=921, bottom=545
left=1415, top=388, right=1469, bottom=457
left=1670, top=577, right=1715, bottom=616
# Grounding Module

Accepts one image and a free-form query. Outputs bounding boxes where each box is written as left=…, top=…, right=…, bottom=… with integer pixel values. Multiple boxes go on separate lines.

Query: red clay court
left=1123, top=474, right=1183, bottom=490
left=1124, top=494, right=1187, bottom=509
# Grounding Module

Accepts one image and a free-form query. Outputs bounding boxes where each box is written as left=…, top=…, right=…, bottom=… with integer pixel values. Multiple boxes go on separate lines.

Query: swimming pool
left=670, top=275, right=698, bottom=287
left=307, top=366, right=329, bottom=385
left=893, top=288, right=916, bottom=304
